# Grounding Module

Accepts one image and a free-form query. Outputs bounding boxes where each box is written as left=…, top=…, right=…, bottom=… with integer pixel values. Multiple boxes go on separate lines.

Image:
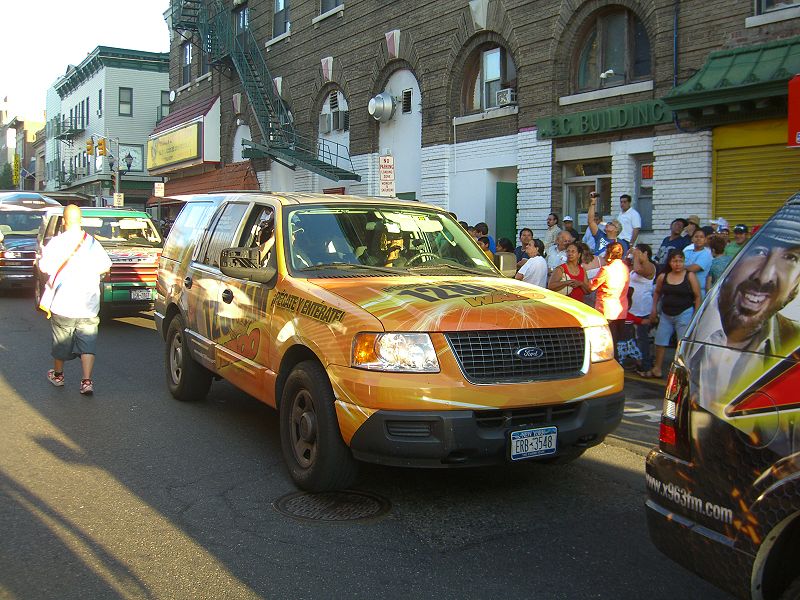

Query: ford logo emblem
left=516, top=346, right=544, bottom=360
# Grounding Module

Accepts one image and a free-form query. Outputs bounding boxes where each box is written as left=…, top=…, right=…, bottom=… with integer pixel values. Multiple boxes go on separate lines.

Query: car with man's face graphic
left=646, top=193, right=800, bottom=600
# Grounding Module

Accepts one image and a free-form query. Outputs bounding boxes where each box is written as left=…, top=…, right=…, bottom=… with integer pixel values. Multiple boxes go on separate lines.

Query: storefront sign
left=147, top=122, right=202, bottom=170
left=789, top=75, right=800, bottom=148
left=537, top=100, right=672, bottom=139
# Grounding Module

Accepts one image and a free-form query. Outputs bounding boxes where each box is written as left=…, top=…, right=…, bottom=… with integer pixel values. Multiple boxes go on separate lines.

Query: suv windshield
left=54, top=214, right=163, bottom=248
left=285, top=204, right=497, bottom=276
left=0, top=210, right=43, bottom=237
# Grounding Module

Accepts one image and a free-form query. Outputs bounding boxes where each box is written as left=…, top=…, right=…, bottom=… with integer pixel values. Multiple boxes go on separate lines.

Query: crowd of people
left=464, top=191, right=754, bottom=379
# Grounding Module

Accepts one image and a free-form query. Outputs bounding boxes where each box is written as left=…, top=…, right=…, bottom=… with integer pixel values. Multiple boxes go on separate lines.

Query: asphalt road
left=0, top=292, right=731, bottom=599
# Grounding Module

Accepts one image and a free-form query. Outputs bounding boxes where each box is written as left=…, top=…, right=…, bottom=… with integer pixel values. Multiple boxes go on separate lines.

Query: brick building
left=155, top=0, right=800, bottom=244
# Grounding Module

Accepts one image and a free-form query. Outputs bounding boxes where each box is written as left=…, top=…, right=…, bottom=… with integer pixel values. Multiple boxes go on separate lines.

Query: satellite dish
left=168, top=90, right=176, bottom=103
left=368, top=92, right=395, bottom=122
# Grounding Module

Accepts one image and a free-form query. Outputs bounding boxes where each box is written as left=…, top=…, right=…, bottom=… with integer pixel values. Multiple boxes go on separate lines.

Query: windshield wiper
left=297, top=262, right=402, bottom=274
left=406, top=262, right=493, bottom=276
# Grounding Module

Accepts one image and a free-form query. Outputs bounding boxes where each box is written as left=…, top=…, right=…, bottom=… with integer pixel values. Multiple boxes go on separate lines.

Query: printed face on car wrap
left=683, top=198, right=800, bottom=458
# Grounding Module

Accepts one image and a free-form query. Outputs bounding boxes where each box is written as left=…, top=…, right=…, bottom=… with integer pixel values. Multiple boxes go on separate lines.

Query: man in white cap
left=562, top=215, right=578, bottom=241
left=710, top=217, right=729, bottom=234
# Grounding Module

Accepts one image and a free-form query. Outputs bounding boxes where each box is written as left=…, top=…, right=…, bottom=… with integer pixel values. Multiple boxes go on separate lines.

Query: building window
left=159, top=91, right=171, bottom=121
left=235, top=5, right=249, bottom=36
left=758, top=0, right=800, bottom=13
left=181, top=42, right=192, bottom=86
left=86, top=96, right=90, bottom=126
left=575, top=8, right=651, bottom=92
left=635, top=157, right=654, bottom=232
left=463, top=44, right=517, bottom=113
left=273, top=0, right=290, bottom=37
left=98, top=89, right=103, bottom=116
left=321, top=0, right=342, bottom=12
left=562, top=160, right=612, bottom=233
left=200, top=32, right=211, bottom=75
left=119, top=87, right=133, bottom=117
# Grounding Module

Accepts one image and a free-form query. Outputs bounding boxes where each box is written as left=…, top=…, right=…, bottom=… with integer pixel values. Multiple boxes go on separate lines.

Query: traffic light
left=97, top=138, right=106, bottom=156
left=109, top=171, right=116, bottom=190
left=86, top=137, right=94, bottom=155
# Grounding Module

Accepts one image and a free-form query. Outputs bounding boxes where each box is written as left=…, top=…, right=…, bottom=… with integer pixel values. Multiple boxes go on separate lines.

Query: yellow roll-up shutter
left=713, top=119, right=800, bottom=228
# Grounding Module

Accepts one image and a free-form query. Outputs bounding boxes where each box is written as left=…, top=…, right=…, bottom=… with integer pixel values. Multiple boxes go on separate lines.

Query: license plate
left=130, top=288, right=153, bottom=301
left=510, top=426, right=557, bottom=461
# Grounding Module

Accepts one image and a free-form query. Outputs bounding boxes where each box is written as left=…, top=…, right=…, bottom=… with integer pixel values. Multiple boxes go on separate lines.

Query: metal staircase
left=170, top=0, right=360, bottom=182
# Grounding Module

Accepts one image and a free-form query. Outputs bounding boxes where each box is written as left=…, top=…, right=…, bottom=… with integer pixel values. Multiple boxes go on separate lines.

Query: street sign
left=113, top=193, right=125, bottom=207
left=154, top=182, right=165, bottom=197
left=12, top=154, right=20, bottom=186
left=378, top=155, right=395, bottom=197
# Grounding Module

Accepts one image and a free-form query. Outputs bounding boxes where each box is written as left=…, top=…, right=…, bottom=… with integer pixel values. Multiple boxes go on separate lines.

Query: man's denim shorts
left=51, top=315, right=100, bottom=361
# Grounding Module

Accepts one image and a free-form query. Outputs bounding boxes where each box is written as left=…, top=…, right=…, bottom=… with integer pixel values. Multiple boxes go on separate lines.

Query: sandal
left=637, top=370, right=662, bottom=379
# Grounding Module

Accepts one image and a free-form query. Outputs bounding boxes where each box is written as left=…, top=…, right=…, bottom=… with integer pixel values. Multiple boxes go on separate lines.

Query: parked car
left=35, top=207, right=163, bottom=313
left=646, top=192, right=800, bottom=600
left=155, top=192, right=624, bottom=492
left=0, top=191, right=60, bottom=208
left=0, top=194, right=60, bottom=292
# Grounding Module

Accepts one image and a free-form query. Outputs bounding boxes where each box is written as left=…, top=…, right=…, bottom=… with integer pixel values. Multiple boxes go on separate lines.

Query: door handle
left=184, top=276, right=192, bottom=289
left=222, top=289, right=234, bottom=304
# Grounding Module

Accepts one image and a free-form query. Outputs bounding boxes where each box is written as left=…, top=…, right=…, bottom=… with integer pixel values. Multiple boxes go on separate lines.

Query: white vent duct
left=368, top=92, right=395, bottom=122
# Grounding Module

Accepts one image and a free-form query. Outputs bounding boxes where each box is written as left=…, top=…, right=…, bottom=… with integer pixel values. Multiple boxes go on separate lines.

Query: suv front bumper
left=348, top=392, right=624, bottom=467
left=0, top=267, right=35, bottom=289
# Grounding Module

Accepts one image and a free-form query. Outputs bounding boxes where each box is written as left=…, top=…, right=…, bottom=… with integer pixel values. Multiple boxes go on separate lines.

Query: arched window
left=463, top=44, right=517, bottom=113
left=575, top=8, right=651, bottom=92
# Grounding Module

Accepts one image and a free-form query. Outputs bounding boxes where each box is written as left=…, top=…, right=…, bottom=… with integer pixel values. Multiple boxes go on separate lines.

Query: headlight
left=0, top=251, right=18, bottom=258
left=352, top=332, right=440, bottom=372
left=586, top=325, right=614, bottom=362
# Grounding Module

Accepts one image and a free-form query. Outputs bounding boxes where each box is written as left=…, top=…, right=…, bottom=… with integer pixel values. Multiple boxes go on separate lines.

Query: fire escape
left=170, top=0, right=361, bottom=182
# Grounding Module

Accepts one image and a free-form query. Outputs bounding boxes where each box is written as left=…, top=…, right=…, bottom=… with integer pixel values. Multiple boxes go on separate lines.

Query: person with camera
left=587, top=192, right=628, bottom=257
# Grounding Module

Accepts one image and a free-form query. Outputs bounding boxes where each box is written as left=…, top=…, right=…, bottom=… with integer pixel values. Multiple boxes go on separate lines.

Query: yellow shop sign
left=148, top=122, right=202, bottom=169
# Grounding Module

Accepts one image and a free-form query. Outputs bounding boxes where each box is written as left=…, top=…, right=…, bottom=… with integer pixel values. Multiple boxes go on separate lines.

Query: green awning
left=663, top=35, right=800, bottom=111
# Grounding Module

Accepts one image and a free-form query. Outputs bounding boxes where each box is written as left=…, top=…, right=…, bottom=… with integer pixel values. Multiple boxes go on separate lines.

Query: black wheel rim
left=289, top=389, right=317, bottom=469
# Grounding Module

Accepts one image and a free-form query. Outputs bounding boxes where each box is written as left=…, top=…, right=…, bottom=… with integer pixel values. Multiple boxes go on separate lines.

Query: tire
left=165, top=314, right=212, bottom=402
left=279, top=360, right=358, bottom=491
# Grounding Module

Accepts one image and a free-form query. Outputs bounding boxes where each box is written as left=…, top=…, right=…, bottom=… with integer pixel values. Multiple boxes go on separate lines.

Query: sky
left=0, top=0, right=170, bottom=123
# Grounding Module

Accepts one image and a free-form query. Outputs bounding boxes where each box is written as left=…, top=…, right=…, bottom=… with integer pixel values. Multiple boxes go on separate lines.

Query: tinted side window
left=197, top=203, right=248, bottom=267
left=162, top=202, right=213, bottom=261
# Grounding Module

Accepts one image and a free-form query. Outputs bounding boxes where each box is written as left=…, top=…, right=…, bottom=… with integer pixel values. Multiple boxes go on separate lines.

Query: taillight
left=658, top=363, right=691, bottom=460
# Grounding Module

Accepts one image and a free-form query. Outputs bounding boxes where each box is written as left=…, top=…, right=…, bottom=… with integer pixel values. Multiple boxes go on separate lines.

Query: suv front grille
left=475, top=404, right=580, bottom=429
left=108, top=264, right=158, bottom=283
left=0, top=250, right=35, bottom=268
left=445, top=328, right=585, bottom=384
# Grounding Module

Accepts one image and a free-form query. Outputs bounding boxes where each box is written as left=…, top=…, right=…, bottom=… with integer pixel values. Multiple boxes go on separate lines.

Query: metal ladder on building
left=170, top=0, right=361, bottom=182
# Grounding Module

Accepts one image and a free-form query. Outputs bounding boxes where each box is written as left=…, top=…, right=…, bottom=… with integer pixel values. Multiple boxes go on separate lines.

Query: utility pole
left=115, top=137, right=121, bottom=195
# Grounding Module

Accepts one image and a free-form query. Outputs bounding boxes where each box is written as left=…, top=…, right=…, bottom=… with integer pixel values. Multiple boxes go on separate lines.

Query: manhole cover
left=273, top=490, right=391, bottom=522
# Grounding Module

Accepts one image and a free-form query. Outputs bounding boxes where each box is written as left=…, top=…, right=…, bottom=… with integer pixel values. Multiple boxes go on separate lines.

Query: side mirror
left=220, top=246, right=277, bottom=285
left=494, top=251, right=517, bottom=277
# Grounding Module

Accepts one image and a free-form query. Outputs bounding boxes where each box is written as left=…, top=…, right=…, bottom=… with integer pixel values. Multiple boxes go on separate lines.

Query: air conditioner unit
left=331, top=110, right=349, bottom=131
left=496, top=88, right=517, bottom=107
left=319, top=113, right=332, bottom=134
left=75, top=167, right=86, bottom=177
